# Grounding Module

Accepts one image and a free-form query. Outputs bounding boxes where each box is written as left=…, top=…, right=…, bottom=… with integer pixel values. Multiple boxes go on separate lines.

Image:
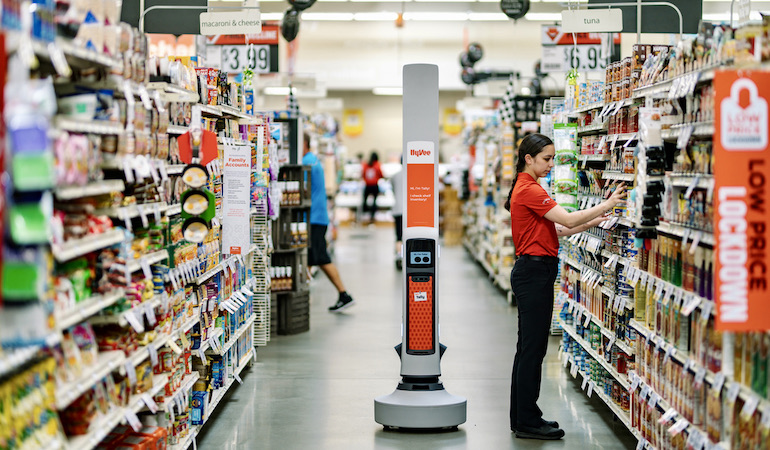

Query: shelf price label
left=542, top=44, right=609, bottom=73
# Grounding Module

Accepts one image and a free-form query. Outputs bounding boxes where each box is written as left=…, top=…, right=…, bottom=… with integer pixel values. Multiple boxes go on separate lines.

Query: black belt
left=518, top=254, right=558, bottom=263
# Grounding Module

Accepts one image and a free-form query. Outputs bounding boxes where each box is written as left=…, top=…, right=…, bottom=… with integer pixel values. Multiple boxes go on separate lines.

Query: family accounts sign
left=199, top=10, right=261, bottom=36
left=714, top=70, right=770, bottom=331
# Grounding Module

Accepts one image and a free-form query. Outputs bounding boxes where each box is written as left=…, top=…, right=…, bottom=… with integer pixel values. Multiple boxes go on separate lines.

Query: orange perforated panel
left=407, top=276, right=434, bottom=352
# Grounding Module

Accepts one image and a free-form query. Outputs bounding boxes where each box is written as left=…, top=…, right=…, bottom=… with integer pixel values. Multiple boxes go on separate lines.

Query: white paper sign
left=222, top=144, right=253, bottom=256
left=200, top=9, right=262, bottom=36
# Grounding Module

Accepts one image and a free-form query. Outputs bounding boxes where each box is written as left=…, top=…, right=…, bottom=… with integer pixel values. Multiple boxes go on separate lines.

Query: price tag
left=125, top=410, right=142, bottom=432
left=587, top=381, right=594, bottom=398
left=125, top=361, right=137, bottom=386
left=640, top=384, right=651, bottom=401
left=138, top=205, right=150, bottom=228
left=582, top=376, right=589, bottom=390
left=153, top=203, right=162, bottom=222
left=712, top=372, right=726, bottom=393
left=675, top=290, right=684, bottom=306
left=700, top=302, right=713, bottom=321
left=629, top=373, right=641, bottom=392
left=607, top=336, right=616, bottom=352
left=153, top=90, right=167, bottom=113
left=138, top=84, right=153, bottom=110
left=180, top=332, right=190, bottom=348
left=663, top=346, right=675, bottom=365
left=148, top=160, right=160, bottom=185
left=690, top=231, right=702, bottom=254
left=169, top=269, right=179, bottom=290
left=208, top=298, right=217, bottom=311
left=241, top=286, right=254, bottom=296
left=658, top=408, right=678, bottom=424
left=610, top=133, right=620, bottom=152
left=168, top=404, right=175, bottom=424
left=584, top=313, right=592, bottom=328
left=142, top=393, right=159, bottom=413
left=120, top=207, right=133, bottom=232
left=198, top=348, right=207, bottom=363
left=676, top=125, right=694, bottom=149
left=158, top=160, right=169, bottom=181
left=741, top=395, right=760, bottom=420
left=668, top=418, right=689, bottom=436
left=234, top=373, right=243, bottom=384
left=682, top=296, right=701, bottom=317
left=648, top=392, right=659, bottom=410
left=571, top=361, right=579, bottom=378
left=140, top=258, right=152, bottom=280
left=148, top=343, right=159, bottom=367
left=562, top=353, right=570, bottom=367
left=655, top=336, right=663, bottom=353
left=727, top=382, right=741, bottom=403
left=760, top=404, right=770, bottom=429
left=125, top=309, right=145, bottom=333
left=145, top=303, right=157, bottom=326
left=694, top=367, right=706, bottom=387
left=636, top=439, right=648, bottom=450
left=167, top=340, right=183, bottom=355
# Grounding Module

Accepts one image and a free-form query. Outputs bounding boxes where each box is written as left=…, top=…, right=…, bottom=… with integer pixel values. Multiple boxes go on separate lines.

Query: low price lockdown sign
left=714, top=70, right=770, bottom=331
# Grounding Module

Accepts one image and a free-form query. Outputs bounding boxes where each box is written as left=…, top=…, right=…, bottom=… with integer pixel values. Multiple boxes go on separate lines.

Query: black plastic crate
left=277, top=291, right=310, bottom=335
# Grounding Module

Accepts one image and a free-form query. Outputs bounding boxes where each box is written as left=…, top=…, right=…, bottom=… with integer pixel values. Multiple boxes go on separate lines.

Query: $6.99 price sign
left=221, top=45, right=272, bottom=74
left=542, top=44, right=607, bottom=73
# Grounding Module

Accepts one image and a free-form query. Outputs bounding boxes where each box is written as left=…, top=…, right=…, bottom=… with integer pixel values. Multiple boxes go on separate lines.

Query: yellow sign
left=443, top=108, right=462, bottom=136
left=343, top=109, right=363, bottom=137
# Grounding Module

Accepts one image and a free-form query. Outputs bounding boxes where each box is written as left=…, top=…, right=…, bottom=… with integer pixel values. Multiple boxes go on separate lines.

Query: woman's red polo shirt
left=510, top=173, right=559, bottom=257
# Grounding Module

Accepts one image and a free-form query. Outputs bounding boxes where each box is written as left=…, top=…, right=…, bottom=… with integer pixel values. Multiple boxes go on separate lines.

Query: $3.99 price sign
left=221, top=45, right=275, bottom=74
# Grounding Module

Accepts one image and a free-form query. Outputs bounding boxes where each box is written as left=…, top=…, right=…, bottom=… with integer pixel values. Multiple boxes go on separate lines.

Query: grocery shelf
left=578, top=154, right=610, bottom=162
left=162, top=372, right=201, bottom=411
left=54, top=180, right=125, bottom=200
left=6, top=32, right=122, bottom=71
left=200, top=104, right=222, bottom=117
left=95, top=202, right=169, bottom=220
left=166, top=164, right=185, bottom=175
left=126, top=250, right=169, bottom=274
left=195, top=246, right=257, bottom=285
left=218, top=104, right=253, bottom=121
left=65, top=405, right=125, bottom=450
left=166, top=204, right=182, bottom=216
left=669, top=173, right=713, bottom=189
left=563, top=353, right=632, bottom=432
left=146, top=82, right=199, bottom=103
left=572, top=101, right=604, bottom=114
left=127, top=374, right=169, bottom=413
left=577, top=123, right=607, bottom=135
left=56, top=290, right=125, bottom=330
left=661, top=121, right=715, bottom=141
left=52, top=228, right=125, bottom=262
left=656, top=222, right=715, bottom=246
left=54, top=117, right=125, bottom=135
left=602, top=171, right=635, bottom=182
left=218, top=137, right=253, bottom=147
left=167, top=125, right=189, bottom=135
left=0, top=346, right=42, bottom=379
left=610, top=133, right=637, bottom=142
left=90, top=295, right=161, bottom=328
left=218, top=315, right=256, bottom=355
left=55, top=350, right=126, bottom=410
left=559, top=318, right=631, bottom=390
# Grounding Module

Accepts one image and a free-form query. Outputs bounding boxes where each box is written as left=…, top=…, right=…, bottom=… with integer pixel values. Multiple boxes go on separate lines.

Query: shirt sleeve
left=521, top=184, right=557, bottom=217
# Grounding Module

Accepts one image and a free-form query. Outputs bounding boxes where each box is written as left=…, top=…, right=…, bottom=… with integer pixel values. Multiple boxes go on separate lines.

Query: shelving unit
left=52, top=228, right=125, bottom=262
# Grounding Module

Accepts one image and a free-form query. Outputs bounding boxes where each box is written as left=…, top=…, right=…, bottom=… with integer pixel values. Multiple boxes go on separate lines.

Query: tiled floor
left=197, top=226, right=636, bottom=450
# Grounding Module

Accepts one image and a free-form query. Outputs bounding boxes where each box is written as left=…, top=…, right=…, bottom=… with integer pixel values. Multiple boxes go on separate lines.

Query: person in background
left=505, top=133, right=625, bottom=440
left=390, top=159, right=404, bottom=270
left=361, top=152, right=384, bottom=224
left=302, top=133, right=356, bottom=313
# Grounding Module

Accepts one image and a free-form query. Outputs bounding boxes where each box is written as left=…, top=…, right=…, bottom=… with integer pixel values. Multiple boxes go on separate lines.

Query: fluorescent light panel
left=260, top=12, right=283, bottom=20
left=402, top=11, right=468, bottom=20
left=354, top=12, right=399, bottom=20
left=302, top=12, right=354, bottom=20
left=524, top=12, right=562, bottom=21
left=373, top=87, right=402, bottom=95
left=468, top=12, right=508, bottom=21
left=264, top=87, right=293, bottom=95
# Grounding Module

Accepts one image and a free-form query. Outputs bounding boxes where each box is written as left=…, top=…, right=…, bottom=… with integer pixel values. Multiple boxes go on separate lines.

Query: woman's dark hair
left=504, top=133, right=554, bottom=212
left=368, top=152, right=379, bottom=165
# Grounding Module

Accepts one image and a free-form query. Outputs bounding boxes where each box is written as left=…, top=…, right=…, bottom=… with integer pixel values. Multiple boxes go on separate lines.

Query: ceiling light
left=468, top=12, right=508, bottom=21
left=373, top=87, right=403, bottom=95
left=354, top=12, right=399, bottom=21
left=415, top=0, right=469, bottom=2
left=260, top=12, right=283, bottom=20
left=351, top=0, right=412, bottom=2
left=403, top=12, right=468, bottom=21
left=301, top=12, right=355, bottom=20
left=702, top=11, right=763, bottom=21
left=524, top=12, right=562, bottom=21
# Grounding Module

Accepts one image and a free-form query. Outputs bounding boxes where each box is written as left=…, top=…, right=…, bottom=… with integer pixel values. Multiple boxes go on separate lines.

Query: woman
left=361, top=152, right=384, bottom=223
left=506, top=133, right=625, bottom=440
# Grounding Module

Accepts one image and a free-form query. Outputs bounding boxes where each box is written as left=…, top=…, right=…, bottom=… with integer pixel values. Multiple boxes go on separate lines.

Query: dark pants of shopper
left=510, top=256, right=559, bottom=429
left=362, top=185, right=380, bottom=221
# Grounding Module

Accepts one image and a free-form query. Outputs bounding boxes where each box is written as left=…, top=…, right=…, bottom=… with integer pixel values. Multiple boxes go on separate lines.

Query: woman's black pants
left=509, top=256, right=559, bottom=429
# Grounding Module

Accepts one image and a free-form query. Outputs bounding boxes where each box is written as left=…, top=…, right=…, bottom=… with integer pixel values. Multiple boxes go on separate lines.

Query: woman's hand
left=606, top=183, right=627, bottom=209
left=587, top=213, right=611, bottom=228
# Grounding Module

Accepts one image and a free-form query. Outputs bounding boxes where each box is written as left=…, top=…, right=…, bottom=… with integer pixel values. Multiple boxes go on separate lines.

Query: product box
left=190, top=388, right=207, bottom=425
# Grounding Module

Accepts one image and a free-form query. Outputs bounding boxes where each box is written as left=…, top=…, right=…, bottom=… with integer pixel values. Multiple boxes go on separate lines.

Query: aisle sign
left=714, top=70, right=770, bottom=331
left=222, top=142, right=253, bottom=255
left=199, top=10, right=261, bottom=36
left=221, top=45, right=273, bottom=74
left=206, top=25, right=280, bottom=74
left=561, top=9, right=623, bottom=33
left=541, top=25, right=620, bottom=73
left=406, top=141, right=436, bottom=229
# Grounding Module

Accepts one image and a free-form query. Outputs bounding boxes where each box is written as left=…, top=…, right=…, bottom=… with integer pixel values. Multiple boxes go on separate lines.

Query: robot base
left=374, top=388, right=467, bottom=430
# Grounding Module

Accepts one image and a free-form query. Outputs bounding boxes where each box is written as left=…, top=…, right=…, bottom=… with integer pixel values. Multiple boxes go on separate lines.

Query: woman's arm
left=544, top=183, right=626, bottom=228
left=555, top=215, right=609, bottom=236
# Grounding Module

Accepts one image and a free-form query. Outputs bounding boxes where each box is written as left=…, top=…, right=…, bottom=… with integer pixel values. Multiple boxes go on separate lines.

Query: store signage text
left=714, top=70, right=770, bottom=331
left=199, top=10, right=262, bottom=36
left=561, top=9, right=623, bottom=33
left=406, top=141, right=436, bottom=229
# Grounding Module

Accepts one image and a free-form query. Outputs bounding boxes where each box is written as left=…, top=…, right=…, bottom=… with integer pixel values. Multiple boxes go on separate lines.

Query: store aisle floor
left=197, top=226, right=636, bottom=450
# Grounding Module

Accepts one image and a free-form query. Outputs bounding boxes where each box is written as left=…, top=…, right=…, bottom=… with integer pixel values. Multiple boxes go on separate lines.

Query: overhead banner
left=222, top=142, right=253, bottom=255
left=714, top=70, right=770, bottom=331
left=406, top=141, right=435, bottom=229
